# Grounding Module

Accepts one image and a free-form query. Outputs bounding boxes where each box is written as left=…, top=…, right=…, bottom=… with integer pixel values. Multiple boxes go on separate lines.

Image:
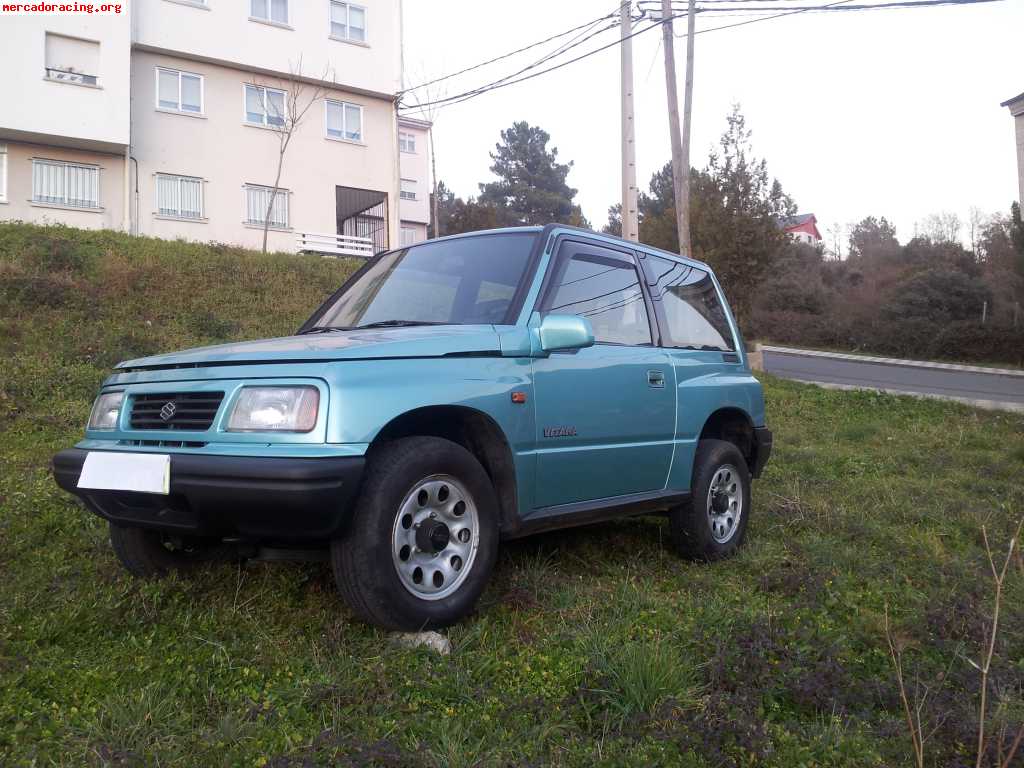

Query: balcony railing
left=296, top=231, right=375, bottom=259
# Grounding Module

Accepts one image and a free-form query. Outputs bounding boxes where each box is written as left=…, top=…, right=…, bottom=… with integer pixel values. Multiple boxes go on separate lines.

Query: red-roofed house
left=781, top=213, right=822, bottom=246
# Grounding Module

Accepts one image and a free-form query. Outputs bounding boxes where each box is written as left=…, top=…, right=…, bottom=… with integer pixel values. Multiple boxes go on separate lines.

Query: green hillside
left=1, top=223, right=1022, bottom=766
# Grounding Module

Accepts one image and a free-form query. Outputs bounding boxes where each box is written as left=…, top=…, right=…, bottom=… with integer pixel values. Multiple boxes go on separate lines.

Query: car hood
left=117, top=325, right=504, bottom=370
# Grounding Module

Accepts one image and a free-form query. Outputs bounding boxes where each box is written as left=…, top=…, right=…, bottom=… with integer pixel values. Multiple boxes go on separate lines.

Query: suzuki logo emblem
left=159, top=401, right=177, bottom=422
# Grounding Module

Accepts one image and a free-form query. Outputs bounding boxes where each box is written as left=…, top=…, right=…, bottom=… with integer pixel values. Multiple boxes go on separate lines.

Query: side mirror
left=538, top=314, right=595, bottom=353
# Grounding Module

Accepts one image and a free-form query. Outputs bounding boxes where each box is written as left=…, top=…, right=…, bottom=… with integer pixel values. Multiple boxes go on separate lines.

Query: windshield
left=307, top=232, right=538, bottom=330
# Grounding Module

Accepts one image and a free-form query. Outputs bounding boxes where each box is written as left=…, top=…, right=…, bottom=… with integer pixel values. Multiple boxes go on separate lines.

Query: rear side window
left=646, top=255, right=735, bottom=351
left=544, top=243, right=652, bottom=346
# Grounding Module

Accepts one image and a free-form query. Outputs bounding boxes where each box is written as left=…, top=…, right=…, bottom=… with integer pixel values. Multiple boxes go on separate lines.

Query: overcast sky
left=401, top=0, right=1023, bottom=251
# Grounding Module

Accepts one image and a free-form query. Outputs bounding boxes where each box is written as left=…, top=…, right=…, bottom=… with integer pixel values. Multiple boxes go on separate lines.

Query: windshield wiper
left=298, top=326, right=353, bottom=335
left=351, top=320, right=449, bottom=330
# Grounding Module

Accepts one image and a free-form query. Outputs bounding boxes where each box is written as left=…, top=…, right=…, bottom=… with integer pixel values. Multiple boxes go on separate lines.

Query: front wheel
left=669, top=439, right=752, bottom=561
left=331, top=436, right=499, bottom=630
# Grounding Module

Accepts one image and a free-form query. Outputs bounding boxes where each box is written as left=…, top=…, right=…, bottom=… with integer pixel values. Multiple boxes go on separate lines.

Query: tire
left=109, top=523, right=232, bottom=578
left=669, top=439, right=752, bottom=562
left=331, top=436, right=500, bottom=631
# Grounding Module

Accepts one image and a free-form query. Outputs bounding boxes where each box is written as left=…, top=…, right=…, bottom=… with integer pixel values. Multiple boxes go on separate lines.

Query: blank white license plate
left=77, top=452, right=171, bottom=495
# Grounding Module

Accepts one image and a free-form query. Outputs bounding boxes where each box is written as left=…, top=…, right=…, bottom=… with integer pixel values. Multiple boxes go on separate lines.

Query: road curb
left=785, top=378, right=1024, bottom=414
left=760, top=346, right=1024, bottom=378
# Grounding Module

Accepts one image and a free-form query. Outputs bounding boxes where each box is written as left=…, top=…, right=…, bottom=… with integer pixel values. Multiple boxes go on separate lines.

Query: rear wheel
left=669, top=439, right=751, bottom=561
left=331, top=436, right=499, bottom=630
left=109, top=523, right=232, bottom=577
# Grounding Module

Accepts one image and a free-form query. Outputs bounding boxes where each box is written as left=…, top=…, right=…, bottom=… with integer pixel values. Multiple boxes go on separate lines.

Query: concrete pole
left=661, top=0, right=686, bottom=255
left=680, top=0, right=696, bottom=255
left=620, top=1, right=639, bottom=242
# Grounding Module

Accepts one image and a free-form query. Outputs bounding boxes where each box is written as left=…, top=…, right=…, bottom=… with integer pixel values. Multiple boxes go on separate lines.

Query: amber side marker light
left=511, top=392, right=527, bottom=404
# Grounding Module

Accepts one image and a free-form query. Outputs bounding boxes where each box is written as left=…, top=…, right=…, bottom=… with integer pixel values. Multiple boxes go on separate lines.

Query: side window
left=646, top=255, right=735, bottom=351
left=544, top=244, right=652, bottom=346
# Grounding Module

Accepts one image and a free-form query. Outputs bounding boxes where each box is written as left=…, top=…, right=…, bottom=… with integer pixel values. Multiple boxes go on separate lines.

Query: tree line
left=434, top=108, right=1024, bottom=364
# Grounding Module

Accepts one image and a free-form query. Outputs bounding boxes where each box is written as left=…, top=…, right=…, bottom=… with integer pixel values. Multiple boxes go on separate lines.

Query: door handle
left=647, top=369, right=665, bottom=388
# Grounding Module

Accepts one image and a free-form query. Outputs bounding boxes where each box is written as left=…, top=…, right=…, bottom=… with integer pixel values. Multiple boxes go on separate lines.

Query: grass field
left=2, top=223, right=1023, bottom=766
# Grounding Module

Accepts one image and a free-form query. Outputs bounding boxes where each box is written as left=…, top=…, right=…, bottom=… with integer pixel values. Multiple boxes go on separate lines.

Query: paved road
left=762, top=347, right=1024, bottom=410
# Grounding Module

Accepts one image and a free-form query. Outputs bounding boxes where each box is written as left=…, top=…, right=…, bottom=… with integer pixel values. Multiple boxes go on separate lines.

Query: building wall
left=1, top=142, right=126, bottom=230
left=0, top=13, right=130, bottom=150
left=1015, top=110, right=1024, bottom=204
left=398, top=120, right=431, bottom=226
left=133, top=0, right=400, bottom=99
left=131, top=50, right=398, bottom=251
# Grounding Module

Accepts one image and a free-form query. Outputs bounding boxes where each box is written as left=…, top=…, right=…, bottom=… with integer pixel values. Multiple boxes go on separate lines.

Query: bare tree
left=969, top=518, right=1023, bottom=768
left=968, top=206, right=987, bottom=258
left=825, top=221, right=845, bottom=260
left=916, top=211, right=963, bottom=245
left=885, top=518, right=1024, bottom=768
left=248, top=58, right=331, bottom=253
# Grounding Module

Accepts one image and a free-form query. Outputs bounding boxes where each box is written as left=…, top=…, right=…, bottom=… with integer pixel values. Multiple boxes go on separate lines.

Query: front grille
left=129, top=392, right=225, bottom=431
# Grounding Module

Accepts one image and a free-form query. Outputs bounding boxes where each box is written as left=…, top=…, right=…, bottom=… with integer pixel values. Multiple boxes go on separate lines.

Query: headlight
left=227, top=386, right=320, bottom=432
left=87, top=392, right=124, bottom=430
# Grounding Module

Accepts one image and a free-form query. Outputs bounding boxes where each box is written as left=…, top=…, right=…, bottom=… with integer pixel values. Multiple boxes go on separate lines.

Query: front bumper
left=751, top=427, right=773, bottom=478
left=52, top=448, right=364, bottom=542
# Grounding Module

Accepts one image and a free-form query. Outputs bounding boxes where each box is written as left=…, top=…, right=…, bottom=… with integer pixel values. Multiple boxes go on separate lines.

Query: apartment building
left=0, top=13, right=131, bottom=230
left=398, top=115, right=432, bottom=246
left=0, top=0, right=427, bottom=256
left=1002, top=91, right=1024, bottom=205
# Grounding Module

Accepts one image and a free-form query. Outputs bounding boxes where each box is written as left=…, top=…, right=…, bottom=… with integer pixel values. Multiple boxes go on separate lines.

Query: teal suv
left=53, top=225, right=772, bottom=630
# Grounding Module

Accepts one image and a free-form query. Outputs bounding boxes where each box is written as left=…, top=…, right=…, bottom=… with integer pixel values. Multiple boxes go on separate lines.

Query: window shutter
left=344, top=104, right=361, bottom=140
left=348, top=5, right=365, bottom=40
left=181, top=75, right=202, bottom=113
left=45, top=33, right=99, bottom=80
left=158, top=69, right=179, bottom=109
left=157, top=175, right=178, bottom=215
left=181, top=178, right=202, bottom=218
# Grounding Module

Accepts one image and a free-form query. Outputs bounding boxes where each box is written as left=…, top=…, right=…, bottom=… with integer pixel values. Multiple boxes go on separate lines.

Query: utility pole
left=620, top=1, right=639, bottom=242
left=680, top=0, right=696, bottom=255
left=660, top=0, right=696, bottom=256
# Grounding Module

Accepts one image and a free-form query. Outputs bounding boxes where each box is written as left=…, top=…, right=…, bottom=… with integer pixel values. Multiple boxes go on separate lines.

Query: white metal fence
left=296, top=231, right=375, bottom=258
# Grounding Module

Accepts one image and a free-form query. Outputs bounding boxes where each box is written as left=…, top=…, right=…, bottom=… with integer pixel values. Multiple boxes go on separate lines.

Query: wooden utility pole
left=660, top=0, right=696, bottom=256
left=620, top=1, right=639, bottom=242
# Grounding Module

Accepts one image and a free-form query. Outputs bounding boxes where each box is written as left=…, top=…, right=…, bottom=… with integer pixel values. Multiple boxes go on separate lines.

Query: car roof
left=424, top=224, right=712, bottom=271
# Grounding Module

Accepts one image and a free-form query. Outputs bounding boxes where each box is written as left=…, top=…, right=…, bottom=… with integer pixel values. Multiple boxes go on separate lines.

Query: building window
left=399, top=132, right=416, bottom=153
left=400, top=226, right=421, bottom=247
left=156, top=67, right=203, bottom=114
left=245, top=84, right=286, bottom=127
left=0, top=145, right=6, bottom=203
left=44, top=33, right=99, bottom=86
left=330, top=2, right=366, bottom=42
left=156, top=174, right=203, bottom=219
left=325, top=100, right=362, bottom=141
left=250, top=0, right=288, bottom=24
left=400, top=178, right=417, bottom=201
left=32, top=159, right=100, bottom=209
left=244, top=184, right=289, bottom=229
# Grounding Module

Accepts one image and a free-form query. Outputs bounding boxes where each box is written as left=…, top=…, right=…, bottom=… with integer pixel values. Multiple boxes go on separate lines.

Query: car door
left=640, top=253, right=746, bottom=489
left=530, top=238, right=675, bottom=510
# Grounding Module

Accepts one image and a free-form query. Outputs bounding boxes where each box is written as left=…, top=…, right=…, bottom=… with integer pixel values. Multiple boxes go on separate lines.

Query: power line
left=399, top=16, right=664, bottom=111
left=399, top=0, right=1000, bottom=113
left=676, top=0, right=1002, bottom=11
left=400, top=20, right=621, bottom=113
left=399, top=7, right=620, bottom=97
